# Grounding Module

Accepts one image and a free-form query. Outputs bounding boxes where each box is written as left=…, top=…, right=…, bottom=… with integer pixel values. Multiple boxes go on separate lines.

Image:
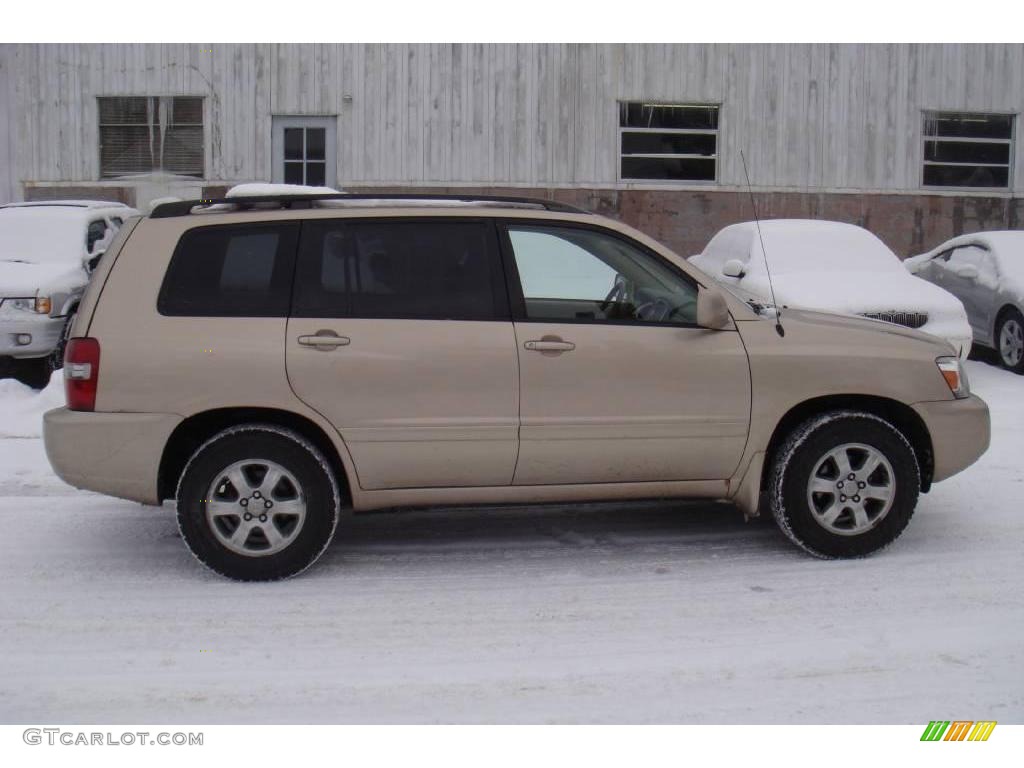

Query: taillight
left=65, top=337, right=100, bottom=411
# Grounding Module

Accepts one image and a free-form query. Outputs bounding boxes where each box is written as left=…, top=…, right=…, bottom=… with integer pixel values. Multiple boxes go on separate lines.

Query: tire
left=768, top=411, right=920, bottom=559
left=11, top=357, right=51, bottom=390
left=176, top=425, right=340, bottom=581
left=995, top=307, right=1024, bottom=374
left=47, top=311, right=76, bottom=374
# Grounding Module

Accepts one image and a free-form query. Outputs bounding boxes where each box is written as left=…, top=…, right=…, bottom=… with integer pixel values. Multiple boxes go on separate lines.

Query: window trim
left=920, top=110, right=1016, bottom=192
left=290, top=216, right=511, bottom=322
left=496, top=219, right=702, bottom=329
left=271, top=115, right=337, bottom=189
left=616, top=100, right=721, bottom=185
left=96, top=95, right=206, bottom=179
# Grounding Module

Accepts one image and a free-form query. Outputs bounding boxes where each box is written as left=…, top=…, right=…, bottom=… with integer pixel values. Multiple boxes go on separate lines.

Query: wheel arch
left=158, top=407, right=353, bottom=506
left=761, top=395, right=935, bottom=495
left=994, top=302, right=1021, bottom=339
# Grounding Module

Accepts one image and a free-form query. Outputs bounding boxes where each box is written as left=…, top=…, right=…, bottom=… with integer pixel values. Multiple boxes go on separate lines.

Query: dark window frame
left=290, top=217, right=511, bottom=322
left=618, top=101, right=720, bottom=184
left=921, top=110, right=1015, bottom=191
left=496, top=219, right=703, bottom=329
left=157, top=222, right=300, bottom=318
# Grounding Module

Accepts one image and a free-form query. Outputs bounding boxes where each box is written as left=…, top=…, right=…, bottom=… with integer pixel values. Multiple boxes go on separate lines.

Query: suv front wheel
left=177, top=425, right=340, bottom=580
left=768, top=411, right=920, bottom=558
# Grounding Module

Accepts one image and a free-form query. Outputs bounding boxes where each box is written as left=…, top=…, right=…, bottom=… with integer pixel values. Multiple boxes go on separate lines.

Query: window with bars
left=98, top=97, right=204, bottom=178
left=922, top=111, right=1014, bottom=189
left=619, top=102, right=719, bottom=182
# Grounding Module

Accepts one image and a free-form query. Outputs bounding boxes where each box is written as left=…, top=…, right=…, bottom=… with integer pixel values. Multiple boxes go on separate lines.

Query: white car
left=0, top=200, right=138, bottom=385
left=905, top=231, right=1024, bottom=373
left=689, top=220, right=973, bottom=359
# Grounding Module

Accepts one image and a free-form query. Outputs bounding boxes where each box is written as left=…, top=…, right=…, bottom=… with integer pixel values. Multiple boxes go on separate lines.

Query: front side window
left=506, top=225, right=698, bottom=325
left=99, top=96, right=204, bottom=178
left=922, top=111, right=1014, bottom=189
left=946, top=245, right=997, bottom=282
left=86, top=220, right=109, bottom=253
left=292, top=220, right=505, bottom=320
left=158, top=224, right=299, bottom=317
left=619, top=102, right=719, bottom=182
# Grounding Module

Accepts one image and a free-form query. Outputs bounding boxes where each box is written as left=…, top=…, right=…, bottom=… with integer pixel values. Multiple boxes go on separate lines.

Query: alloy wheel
left=204, top=459, right=307, bottom=556
left=806, top=443, right=896, bottom=536
left=999, top=318, right=1023, bottom=368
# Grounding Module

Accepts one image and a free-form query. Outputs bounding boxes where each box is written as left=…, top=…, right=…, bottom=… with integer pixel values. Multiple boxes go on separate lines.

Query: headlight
left=936, top=356, right=970, bottom=399
left=0, top=296, right=50, bottom=314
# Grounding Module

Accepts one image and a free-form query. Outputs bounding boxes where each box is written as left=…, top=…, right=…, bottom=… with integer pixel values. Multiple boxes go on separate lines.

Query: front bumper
left=0, top=313, right=64, bottom=359
left=913, top=394, right=990, bottom=483
left=43, top=407, right=182, bottom=505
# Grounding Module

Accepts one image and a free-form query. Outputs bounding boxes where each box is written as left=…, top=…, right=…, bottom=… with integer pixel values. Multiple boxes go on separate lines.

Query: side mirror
left=721, top=259, right=746, bottom=278
left=697, top=285, right=732, bottom=330
left=953, top=264, right=979, bottom=280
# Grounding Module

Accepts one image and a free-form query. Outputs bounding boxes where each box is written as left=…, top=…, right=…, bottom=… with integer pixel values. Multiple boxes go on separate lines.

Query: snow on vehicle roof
left=910, top=230, right=1024, bottom=284
left=0, top=206, right=91, bottom=264
left=708, top=219, right=901, bottom=274
left=226, top=183, right=343, bottom=197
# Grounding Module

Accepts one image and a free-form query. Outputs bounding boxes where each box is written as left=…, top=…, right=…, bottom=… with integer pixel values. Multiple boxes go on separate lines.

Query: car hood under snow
left=729, top=269, right=972, bottom=356
left=0, top=260, right=85, bottom=297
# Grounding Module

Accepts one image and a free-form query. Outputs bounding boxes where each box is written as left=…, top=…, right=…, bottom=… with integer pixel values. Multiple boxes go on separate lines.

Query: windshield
left=0, top=209, right=87, bottom=264
left=753, top=224, right=901, bottom=275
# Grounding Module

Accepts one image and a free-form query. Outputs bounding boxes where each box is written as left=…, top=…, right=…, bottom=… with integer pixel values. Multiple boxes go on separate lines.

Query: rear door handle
left=298, top=330, right=351, bottom=350
left=524, top=339, right=575, bottom=352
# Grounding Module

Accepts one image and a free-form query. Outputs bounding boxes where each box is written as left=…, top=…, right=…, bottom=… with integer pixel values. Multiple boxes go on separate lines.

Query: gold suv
left=42, top=194, right=991, bottom=580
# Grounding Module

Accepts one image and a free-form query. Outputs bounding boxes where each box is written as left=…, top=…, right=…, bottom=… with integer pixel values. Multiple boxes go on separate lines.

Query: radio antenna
left=740, top=151, right=784, bottom=337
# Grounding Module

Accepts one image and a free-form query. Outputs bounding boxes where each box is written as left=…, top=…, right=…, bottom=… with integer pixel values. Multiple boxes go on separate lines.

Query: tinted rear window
left=158, top=224, right=299, bottom=316
left=292, top=219, right=506, bottom=320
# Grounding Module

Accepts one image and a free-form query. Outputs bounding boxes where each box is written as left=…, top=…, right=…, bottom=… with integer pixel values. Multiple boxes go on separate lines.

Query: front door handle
left=524, top=338, right=575, bottom=353
left=298, top=330, right=351, bottom=350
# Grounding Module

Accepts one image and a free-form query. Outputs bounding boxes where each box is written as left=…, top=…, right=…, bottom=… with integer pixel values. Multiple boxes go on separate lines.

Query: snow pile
left=0, top=370, right=64, bottom=438
left=226, top=183, right=342, bottom=197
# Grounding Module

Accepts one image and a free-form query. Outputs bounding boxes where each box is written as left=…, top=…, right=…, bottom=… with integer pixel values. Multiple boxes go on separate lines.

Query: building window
left=922, top=111, right=1014, bottom=189
left=98, top=97, right=204, bottom=178
left=271, top=116, right=337, bottom=188
left=619, top=102, right=719, bottom=182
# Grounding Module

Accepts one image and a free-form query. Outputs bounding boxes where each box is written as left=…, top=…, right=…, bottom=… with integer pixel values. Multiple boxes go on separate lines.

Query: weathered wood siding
left=0, top=43, right=1022, bottom=201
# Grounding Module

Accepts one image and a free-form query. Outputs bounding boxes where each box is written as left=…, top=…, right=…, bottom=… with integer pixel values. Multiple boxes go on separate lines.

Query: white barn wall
left=1, top=43, right=1022, bottom=200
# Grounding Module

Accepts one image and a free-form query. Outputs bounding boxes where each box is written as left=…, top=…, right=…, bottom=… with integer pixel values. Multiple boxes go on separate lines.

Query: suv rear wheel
left=768, top=411, right=920, bottom=558
left=176, top=425, right=340, bottom=580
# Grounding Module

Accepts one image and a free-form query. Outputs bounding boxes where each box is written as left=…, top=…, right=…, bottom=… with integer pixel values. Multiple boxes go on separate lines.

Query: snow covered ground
left=0, top=362, right=1020, bottom=724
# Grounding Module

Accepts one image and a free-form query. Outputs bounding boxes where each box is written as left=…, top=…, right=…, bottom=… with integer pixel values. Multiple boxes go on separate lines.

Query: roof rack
left=149, top=193, right=590, bottom=219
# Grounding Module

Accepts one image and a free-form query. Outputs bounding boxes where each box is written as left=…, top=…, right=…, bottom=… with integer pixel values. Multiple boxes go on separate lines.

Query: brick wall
left=335, top=186, right=1023, bottom=259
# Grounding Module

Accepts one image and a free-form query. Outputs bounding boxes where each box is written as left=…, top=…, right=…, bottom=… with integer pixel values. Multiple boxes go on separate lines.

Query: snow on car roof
left=707, top=219, right=901, bottom=274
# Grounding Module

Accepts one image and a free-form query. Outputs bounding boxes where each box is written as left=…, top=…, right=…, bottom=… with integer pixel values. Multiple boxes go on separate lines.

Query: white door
left=271, top=116, right=337, bottom=188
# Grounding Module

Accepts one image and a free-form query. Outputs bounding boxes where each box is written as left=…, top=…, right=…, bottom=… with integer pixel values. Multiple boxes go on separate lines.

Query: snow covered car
left=689, top=220, right=973, bottom=359
left=0, top=200, right=138, bottom=382
left=904, top=231, right=1024, bottom=374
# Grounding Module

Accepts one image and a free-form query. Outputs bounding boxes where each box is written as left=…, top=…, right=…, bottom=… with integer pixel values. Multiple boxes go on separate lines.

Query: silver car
left=905, top=231, right=1024, bottom=373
